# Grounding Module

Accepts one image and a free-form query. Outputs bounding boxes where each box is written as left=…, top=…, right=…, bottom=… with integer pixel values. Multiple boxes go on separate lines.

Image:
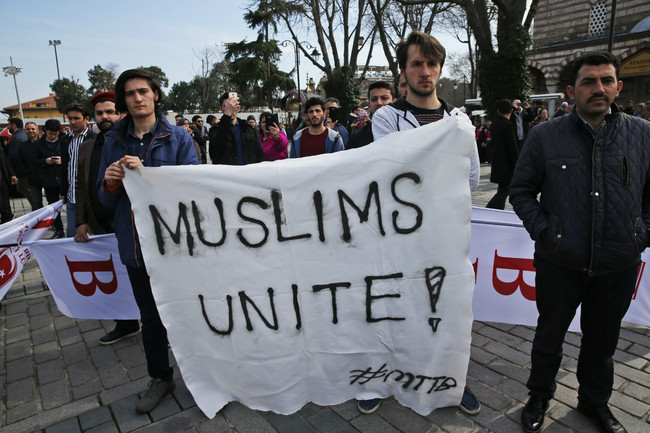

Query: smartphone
left=229, top=92, right=238, bottom=99
left=328, top=106, right=339, bottom=122
left=264, top=113, right=279, bottom=130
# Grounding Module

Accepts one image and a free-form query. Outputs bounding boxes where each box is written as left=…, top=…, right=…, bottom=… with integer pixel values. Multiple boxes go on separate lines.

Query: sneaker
left=357, top=398, right=382, bottom=414
left=459, top=386, right=481, bottom=415
left=135, top=378, right=175, bottom=413
left=99, top=325, right=141, bottom=345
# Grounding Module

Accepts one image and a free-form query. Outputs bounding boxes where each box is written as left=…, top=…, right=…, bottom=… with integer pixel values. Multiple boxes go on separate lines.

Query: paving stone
left=111, top=395, right=150, bottom=432
left=6, top=400, right=39, bottom=424
left=53, top=315, right=77, bottom=331
left=34, top=341, right=60, bottom=363
left=99, top=376, right=150, bottom=406
left=197, top=413, right=236, bottom=433
left=5, top=325, right=30, bottom=344
left=222, top=401, right=276, bottom=432
left=609, top=390, right=650, bottom=417
left=305, top=408, right=362, bottom=433
left=150, top=392, right=182, bottom=421
left=37, top=358, right=65, bottom=385
left=89, top=346, right=117, bottom=367
left=350, top=411, right=401, bottom=433
left=127, top=363, right=149, bottom=381
left=28, top=301, right=49, bottom=316
left=116, top=344, right=145, bottom=368
left=85, top=422, right=119, bottom=433
left=40, top=379, right=72, bottom=410
left=621, top=382, right=650, bottom=402
left=79, top=406, right=113, bottom=430
left=78, top=319, right=103, bottom=332
left=173, top=380, right=198, bottom=410
left=129, top=406, right=207, bottom=433
left=57, top=326, right=83, bottom=347
left=32, top=327, right=56, bottom=345
left=6, top=357, right=35, bottom=381
left=44, top=417, right=81, bottom=433
left=375, top=398, right=432, bottom=433
left=265, top=411, right=319, bottom=433
left=30, top=313, right=52, bottom=331
left=466, top=361, right=505, bottom=387
left=72, top=380, right=103, bottom=400
left=5, top=311, right=28, bottom=328
left=6, top=376, right=36, bottom=408
left=97, top=362, right=129, bottom=388
left=68, top=360, right=99, bottom=387
left=62, top=342, right=88, bottom=365
left=613, top=348, right=649, bottom=370
left=4, top=300, right=26, bottom=315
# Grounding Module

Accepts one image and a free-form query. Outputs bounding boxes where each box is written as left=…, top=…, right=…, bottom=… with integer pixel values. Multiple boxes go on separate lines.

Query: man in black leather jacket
left=511, top=51, right=650, bottom=433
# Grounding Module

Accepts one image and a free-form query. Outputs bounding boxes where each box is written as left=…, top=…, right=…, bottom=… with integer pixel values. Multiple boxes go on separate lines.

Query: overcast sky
left=1, top=0, right=465, bottom=114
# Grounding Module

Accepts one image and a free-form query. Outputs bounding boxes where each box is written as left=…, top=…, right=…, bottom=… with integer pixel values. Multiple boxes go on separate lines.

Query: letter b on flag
left=66, top=255, right=118, bottom=297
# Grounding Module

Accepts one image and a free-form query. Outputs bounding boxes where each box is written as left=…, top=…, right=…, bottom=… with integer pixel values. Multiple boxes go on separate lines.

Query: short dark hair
left=497, top=99, right=513, bottom=115
left=396, top=30, right=446, bottom=71
left=24, top=121, right=37, bottom=129
left=192, top=115, right=202, bottom=123
left=368, top=81, right=394, bottom=99
left=8, top=118, right=23, bottom=129
left=115, top=68, right=163, bottom=114
left=65, top=103, right=90, bottom=119
left=304, top=97, right=324, bottom=112
left=206, top=115, right=217, bottom=124
left=569, top=51, right=620, bottom=87
left=324, top=97, right=339, bottom=106
left=44, top=119, right=62, bottom=132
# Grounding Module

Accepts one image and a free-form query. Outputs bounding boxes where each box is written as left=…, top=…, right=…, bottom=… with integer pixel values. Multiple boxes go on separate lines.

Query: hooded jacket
left=509, top=104, right=650, bottom=275
left=98, top=113, right=198, bottom=268
left=371, top=97, right=480, bottom=191
left=289, top=127, right=344, bottom=158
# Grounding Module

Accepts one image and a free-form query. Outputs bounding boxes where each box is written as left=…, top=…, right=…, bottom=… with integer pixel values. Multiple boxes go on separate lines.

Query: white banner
left=0, top=200, right=63, bottom=301
left=29, top=234, right=139, bottom=320
left=470, top=207, right=650, bottom=331
left=123, top=117, right=477, bottom=417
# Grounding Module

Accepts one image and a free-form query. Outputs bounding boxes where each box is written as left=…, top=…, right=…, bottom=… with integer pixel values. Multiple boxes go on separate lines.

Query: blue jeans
left=527, top=259, right=637, bottom=406
left=126, top=265, right=173, bottom=382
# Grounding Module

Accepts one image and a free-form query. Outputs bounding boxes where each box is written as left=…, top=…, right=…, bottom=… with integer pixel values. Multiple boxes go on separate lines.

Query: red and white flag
left=0, top=200, right=63, bottom=301
left=28, top=234, right=139, bottom=319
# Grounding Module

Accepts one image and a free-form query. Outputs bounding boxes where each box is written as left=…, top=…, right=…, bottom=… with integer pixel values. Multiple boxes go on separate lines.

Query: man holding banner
left=511, top=52, right=650, bottom=433
left=366, top=30, right=481, bottom=416
left=75, top=91, right=141, bottom=345
left=98, top=68, right=198, bottom=413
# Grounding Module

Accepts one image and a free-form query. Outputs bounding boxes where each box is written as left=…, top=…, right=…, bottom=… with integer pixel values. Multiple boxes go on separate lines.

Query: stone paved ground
left=1, top=165, right=649, bottom=433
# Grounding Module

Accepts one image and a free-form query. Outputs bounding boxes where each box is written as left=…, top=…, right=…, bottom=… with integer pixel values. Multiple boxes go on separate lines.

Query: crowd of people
left=0, top=30, right=649, bottom=433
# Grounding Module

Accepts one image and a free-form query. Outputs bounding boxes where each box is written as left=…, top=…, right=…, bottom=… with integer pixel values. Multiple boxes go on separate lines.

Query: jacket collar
left=108, top=112, right=172, bottom=143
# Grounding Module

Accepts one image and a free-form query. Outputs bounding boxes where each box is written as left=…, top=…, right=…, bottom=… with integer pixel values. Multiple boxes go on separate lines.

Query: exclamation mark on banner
left=425, top=266, right=446, bottom=333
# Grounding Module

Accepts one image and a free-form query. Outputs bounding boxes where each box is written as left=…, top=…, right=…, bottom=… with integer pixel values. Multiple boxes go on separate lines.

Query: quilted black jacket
left=509, top=104, right=650, bottom=276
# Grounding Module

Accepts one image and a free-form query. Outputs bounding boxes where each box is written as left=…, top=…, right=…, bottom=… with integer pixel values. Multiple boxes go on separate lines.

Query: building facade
left=529, top=0, right=650, bottom=105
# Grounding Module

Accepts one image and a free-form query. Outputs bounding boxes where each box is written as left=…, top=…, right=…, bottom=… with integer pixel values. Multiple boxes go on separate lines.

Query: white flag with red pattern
left=0, top=200, right=63, bottom=301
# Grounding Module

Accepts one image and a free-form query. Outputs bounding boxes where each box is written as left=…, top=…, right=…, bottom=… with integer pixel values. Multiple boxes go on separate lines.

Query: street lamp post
left=49, top=40, right=61, bottom=80
left=275, top=40, right=320, bottom=117
left=3, top=57, right=24, bottom=120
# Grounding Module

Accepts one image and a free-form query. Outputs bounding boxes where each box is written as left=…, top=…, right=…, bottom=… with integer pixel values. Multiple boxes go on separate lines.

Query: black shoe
left=521, top=396, right=549, bottom=433
left=577, top=402, right=627, bottom=433
left=53, top=229, right=65, bottom=239
left=99, top=325, right=141, bottom=345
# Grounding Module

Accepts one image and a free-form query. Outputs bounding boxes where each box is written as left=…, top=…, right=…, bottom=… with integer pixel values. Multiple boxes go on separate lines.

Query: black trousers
left=527, top=258, right=637, bottom=406
left=127, top=265, right=173, bottom=382
left=0, top=177, right=13, bottom=223
left=486, top=183, right=509, bottom=210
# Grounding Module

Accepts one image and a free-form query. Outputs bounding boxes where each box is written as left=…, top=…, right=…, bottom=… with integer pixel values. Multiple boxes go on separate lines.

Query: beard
left=309, top=116, right=323, bottom=127
left=98, top=120, right=115, bottom=133
left=406, top=77, right=435, bottom=98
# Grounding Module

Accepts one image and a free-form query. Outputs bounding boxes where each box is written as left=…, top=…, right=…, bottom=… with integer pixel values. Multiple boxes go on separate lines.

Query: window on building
left=588, top=1, right=608, bottom=36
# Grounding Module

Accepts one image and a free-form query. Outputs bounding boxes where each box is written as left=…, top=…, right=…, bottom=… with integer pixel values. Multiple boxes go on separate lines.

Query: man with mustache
left=290, top=97, right=344, bottom=158
left=74, top=91, right=140, bottom=345
left=363, top=30, right=480, bottom=416
left=511, top=51, right=650, bottom=433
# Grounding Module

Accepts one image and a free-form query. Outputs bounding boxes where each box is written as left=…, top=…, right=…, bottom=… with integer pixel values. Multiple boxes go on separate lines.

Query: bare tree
left=397, top=0, right=540, bottom=118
